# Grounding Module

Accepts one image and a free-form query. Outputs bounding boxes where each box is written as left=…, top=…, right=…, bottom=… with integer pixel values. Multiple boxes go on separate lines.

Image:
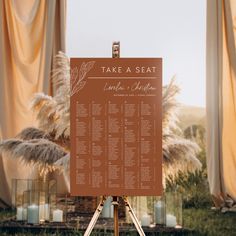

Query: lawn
left=183, top=208, right=236, bottom=236
left=1, top=207, right=236, bottom=236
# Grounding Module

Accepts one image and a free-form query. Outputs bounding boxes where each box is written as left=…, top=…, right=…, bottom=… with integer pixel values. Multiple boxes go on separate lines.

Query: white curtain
left=207, top=0, right=236, bottom=206
left=0, top=0, right=66, bottom=207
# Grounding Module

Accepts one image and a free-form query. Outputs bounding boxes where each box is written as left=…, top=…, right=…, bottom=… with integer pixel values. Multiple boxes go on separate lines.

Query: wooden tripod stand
left=84, top=196, right=145, bottom=236
left=84, top=42, right=145, bottom=236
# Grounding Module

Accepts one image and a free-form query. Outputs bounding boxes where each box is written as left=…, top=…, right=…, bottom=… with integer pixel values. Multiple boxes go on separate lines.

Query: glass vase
left=165, top=192, right=182, bottom=228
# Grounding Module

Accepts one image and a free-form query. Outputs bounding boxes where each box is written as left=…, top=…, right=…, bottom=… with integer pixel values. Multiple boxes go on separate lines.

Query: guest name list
left=70, top=58, right=162, bottom=196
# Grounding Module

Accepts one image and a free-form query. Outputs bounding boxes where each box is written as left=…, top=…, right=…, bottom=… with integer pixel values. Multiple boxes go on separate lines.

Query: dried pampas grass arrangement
left=16, top=127, right=50, bottom=140
left=0, top=138, right=67, bottom=177
left=162, top=77, right=201, bottom=178
left=0, top=138, right=66, bottom=165
left=31, top=52, right=70, bottom=142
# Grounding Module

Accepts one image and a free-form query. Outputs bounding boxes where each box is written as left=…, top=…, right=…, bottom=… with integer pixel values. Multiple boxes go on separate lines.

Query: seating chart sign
left=70, top=58, right=162, bottom=196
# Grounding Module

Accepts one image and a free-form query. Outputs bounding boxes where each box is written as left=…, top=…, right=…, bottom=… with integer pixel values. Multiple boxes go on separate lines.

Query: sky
left=66, top=0, right=206, bottom=107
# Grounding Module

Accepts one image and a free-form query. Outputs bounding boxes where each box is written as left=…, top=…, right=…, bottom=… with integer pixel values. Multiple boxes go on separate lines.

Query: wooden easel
left=84, top=42, right=145, bottom=236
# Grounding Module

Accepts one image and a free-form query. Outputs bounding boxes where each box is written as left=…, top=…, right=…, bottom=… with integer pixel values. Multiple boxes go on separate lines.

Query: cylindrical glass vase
left=165, top=192, right=182, bottom=228
left=101, top=197, right=114, bottom=218
left=125, top=196, right=153, bottom=227
left=26, top=191, right=40, bottom=224
left=12, top=179, right=57, bottom=223
left=12, top=179, right=28, bottom=221
left=154, top=195, right=166, bottom=225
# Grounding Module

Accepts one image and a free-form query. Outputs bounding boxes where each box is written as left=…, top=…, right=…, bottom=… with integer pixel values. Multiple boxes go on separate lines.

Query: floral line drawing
left=70, top=61, right=95, bottom=96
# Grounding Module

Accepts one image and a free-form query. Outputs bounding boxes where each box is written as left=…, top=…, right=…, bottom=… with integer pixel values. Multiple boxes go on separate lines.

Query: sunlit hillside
left=178, top=105, right=206, bottom=130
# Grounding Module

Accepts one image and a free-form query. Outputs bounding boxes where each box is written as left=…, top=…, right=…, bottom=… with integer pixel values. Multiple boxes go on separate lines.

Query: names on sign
left=70, top=58, right=162, bottom=196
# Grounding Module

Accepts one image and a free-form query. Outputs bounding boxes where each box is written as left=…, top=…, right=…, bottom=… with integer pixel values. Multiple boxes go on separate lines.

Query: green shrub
left=165, top=170, right=212, bottom=208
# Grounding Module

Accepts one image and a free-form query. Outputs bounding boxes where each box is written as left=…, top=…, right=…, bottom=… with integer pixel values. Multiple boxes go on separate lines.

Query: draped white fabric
left=0, top=0, right=66, bottom=206
left=207, top=0, right=236, bottom=206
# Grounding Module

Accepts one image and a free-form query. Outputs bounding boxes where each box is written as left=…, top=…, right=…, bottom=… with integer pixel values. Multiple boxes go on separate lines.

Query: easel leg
left=84, top=196, right=146, bottom=236
left=84, top=196, right=107, bottom=236
left=112, top=196, right=119, bottom=236
left=123, top=196, right=146, bottom=236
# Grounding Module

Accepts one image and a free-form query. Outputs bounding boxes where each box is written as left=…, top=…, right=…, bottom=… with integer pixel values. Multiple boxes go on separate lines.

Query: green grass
left=1, top=208, right=236, bottom=235
left=183, top=208, right=236, bottom=236
left=0, top=209, right=14, bottom=221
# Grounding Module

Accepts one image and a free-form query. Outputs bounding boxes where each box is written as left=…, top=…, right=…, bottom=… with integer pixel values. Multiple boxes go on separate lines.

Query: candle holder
left=50, top=193, right=65, bottom=223
left=50, top=191, right=73, bottom=223
left=21, top=191, right=28, bottom=221
left=146, top=196, right=156, bottom=225
left=125, top=196, right=155, bottom=226
left=154, top=195, right=166, bottom=225
left=12, top=179, right=28, bottom=221
left=165, top=192, right=182, bottom=228
left=27, top=191, right=39, bottom=224
left=12, top=179, right=57, bottom=223
left=101, top=196, right=114, bottom=218
left=25, top=190, right=51, bottom=224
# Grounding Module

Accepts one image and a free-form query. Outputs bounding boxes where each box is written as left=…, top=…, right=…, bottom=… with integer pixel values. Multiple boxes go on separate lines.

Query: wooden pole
left=112, top=41, right=120, bottom=58
left=112, top=41, right=120, bottom=236
left=112, top=196, right=119, bottom=236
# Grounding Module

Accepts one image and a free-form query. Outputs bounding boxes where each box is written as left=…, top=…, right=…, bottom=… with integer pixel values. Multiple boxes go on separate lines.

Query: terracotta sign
left=70, top=58, right=162, bottom=196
